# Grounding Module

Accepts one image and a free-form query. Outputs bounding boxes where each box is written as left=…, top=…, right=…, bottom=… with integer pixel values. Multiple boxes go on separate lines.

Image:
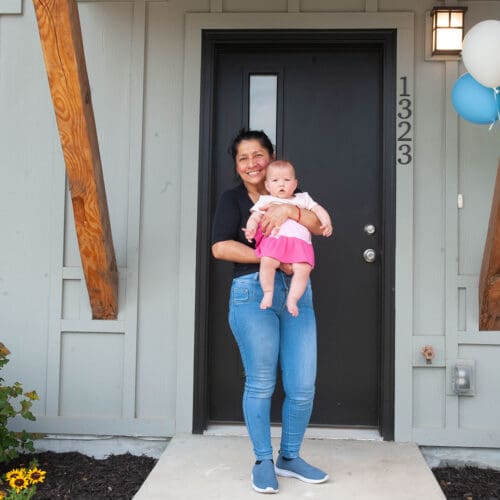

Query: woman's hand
left=260, top=203, right=323, bottom=236
left=259, top=203, right=294, bottom=236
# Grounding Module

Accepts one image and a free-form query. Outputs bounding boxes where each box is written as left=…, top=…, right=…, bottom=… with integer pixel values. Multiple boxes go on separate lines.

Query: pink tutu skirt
left=255, top=235, right=315, bottom=268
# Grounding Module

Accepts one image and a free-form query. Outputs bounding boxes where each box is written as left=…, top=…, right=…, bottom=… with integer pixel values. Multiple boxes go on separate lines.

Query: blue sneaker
left=275, top=454, right=329, bottom=484
left=251, top=459, right=279, bottom=494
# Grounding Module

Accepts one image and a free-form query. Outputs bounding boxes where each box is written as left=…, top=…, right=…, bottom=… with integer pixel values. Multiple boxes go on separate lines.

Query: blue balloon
left=451, top=73, right=500, bottom=125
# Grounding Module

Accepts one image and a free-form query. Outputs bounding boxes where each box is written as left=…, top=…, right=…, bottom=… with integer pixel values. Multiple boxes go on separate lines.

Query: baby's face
left=265, top=165, right=298, bottom=199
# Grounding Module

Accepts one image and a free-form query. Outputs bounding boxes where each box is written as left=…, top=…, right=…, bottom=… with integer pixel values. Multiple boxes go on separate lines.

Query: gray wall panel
left=459, top=346, right=500, bottom=430
left=60, top=333, right=124, bottom=417
left=413, top=368, right=445, bottom=428
left=0, top=6, right=61, bottom=414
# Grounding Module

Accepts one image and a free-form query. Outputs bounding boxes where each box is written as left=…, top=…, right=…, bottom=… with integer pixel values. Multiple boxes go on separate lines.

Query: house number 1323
left=397, top=76, right=412, bottom=166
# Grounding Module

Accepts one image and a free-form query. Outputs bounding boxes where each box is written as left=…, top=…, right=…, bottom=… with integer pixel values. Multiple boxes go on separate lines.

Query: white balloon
left=462, top=20, right=500, bottom=88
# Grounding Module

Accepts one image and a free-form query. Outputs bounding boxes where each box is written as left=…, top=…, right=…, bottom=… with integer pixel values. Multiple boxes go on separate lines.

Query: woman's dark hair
left=229, top=129, right=274, bottom=161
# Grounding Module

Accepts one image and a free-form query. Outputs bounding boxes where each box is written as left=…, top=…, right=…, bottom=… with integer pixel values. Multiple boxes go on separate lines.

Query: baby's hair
left=266, top=160, right=296, bottom=178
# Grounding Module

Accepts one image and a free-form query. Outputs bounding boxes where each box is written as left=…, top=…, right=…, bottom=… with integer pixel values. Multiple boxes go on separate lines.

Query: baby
left=243, top=160, right=332, bottom=316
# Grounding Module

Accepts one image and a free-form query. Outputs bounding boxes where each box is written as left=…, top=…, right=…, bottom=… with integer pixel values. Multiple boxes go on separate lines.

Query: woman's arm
left=212, top=240, right=260, bottom=263
left=212, top=188, right=261, bottom=263
left=311, top=204, right=333, bottom=237
left=212, top=240, right=293, bottom=275
left=260, top=203, right=323, bottom=236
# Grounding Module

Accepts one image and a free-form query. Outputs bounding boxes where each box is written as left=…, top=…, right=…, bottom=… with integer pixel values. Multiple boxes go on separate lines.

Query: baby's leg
left=259, top=256, right=280, bottom=309
left=287, top=263, right=312, bottom=317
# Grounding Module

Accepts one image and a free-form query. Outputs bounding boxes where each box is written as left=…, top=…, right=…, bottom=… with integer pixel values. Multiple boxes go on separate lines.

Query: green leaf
left=21, top=411, right=36, bottom=421
left=20, top=400, right=32, bottom=413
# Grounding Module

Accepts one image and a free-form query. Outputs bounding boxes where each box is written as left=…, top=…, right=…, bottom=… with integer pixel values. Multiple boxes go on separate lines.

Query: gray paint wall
left=1, top=0, right=499, bottom=444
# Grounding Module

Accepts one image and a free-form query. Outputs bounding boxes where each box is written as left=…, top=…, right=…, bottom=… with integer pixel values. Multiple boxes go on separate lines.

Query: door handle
left=363, top=249, right=376, bottom=263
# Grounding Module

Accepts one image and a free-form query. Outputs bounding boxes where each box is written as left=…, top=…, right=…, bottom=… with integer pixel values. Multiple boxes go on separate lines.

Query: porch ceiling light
left=430, top=6, right=467, bottom=56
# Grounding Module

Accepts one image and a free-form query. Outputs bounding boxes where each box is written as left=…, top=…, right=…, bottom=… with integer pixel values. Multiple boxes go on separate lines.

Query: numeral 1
left=400, top=76, right=410, bottom=97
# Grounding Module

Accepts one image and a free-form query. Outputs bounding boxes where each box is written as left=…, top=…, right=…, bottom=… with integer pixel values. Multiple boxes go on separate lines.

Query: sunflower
left=27, top=467, right=46, bottom=485
left=9, top=475, right=29, bottom=493
left=24, top=390, right=39, bottom=401
left=5, top=468, right=26, bottom=481
left=0, top=490, right=5, bottom=499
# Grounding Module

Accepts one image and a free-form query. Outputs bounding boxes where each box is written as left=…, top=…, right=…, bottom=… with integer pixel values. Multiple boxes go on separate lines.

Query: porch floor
left=133, top=434, right=445, bottom=499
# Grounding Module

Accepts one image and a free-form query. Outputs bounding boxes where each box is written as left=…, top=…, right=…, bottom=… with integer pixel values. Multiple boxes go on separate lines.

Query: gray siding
left=1, top=0, right=500, bottom=444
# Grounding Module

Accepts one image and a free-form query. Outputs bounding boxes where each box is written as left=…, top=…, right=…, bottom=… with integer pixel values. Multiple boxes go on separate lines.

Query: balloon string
left=490, top=87, right=500, bottom=131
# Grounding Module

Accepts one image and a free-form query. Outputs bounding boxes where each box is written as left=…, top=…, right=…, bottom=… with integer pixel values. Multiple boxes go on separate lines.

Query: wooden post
left=479, top=160, right=500, bottom=330
left=34, top=0, right=118, bottom=319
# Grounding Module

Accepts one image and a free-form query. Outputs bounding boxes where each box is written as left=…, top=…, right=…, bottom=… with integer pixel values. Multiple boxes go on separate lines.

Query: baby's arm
left=243, top=211, right=263, bottom=242
left=311, top=205, right=333, bottom=237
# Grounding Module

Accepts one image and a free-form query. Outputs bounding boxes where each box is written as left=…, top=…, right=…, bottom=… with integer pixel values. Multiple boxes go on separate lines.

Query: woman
left=211, top=130, right=329, bottom=494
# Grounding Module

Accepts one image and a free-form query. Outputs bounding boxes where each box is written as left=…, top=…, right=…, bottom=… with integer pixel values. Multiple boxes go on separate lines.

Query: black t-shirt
left=211, top=183, right=260, bottom=278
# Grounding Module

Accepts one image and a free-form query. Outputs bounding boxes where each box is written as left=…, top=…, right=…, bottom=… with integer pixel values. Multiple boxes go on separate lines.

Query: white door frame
left=176, top=11, right=415, bottom=441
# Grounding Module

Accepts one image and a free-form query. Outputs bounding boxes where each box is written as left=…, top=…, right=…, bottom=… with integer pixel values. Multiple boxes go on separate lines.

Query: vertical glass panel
left=450, top=11, right=463, bottom=28
left=436, top=11, right=450, bottom=27
left=249, top=75, right=277, bottom=146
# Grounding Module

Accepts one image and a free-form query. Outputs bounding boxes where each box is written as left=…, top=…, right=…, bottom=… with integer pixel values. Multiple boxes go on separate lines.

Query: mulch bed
left=433, top=466, right=500, bottom=499
left=3, top=452, right=500, bottom=499
left=0, top=451, right=157, bottom=499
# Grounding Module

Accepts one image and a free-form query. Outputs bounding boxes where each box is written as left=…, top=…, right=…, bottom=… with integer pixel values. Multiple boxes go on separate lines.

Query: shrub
left=0, top=343, right=38, bottom=463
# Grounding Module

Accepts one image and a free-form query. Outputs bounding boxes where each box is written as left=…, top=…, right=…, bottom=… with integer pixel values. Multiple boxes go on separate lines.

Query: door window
left=249, top=74, right=278, bottom=146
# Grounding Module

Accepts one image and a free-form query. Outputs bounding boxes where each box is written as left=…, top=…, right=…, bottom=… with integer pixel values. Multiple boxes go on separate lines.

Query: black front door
left=195, top=30, right=395, bottom=437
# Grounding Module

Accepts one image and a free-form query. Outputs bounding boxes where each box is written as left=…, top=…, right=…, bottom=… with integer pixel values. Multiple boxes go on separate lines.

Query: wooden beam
left=34, top=0, right=118, bottom=319
left=479, top=160, right=500, bottom=330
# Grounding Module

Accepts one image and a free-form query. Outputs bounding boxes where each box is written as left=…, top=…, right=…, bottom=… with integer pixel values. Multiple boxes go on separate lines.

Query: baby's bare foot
left=287, top=299, right=299, bottom=317
left=260, top=292, right=273, bottom=310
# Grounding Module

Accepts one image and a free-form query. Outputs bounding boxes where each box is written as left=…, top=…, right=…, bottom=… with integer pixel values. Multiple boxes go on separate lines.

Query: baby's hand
left=242, top=227, right=256, bottom=242
left=321, top=223, right=333, bottom=237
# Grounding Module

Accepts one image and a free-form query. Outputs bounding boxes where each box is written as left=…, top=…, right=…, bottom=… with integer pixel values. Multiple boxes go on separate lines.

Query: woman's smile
left=246, top=166, right=265, bottom=176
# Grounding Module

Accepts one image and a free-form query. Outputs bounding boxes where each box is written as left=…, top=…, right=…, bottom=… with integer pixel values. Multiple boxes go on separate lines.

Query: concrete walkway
left=134, top=434, right=445, bottom=499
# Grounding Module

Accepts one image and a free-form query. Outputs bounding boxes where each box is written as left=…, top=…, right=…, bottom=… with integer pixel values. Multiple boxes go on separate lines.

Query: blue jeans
left=229, top=271, right=317, bottom=461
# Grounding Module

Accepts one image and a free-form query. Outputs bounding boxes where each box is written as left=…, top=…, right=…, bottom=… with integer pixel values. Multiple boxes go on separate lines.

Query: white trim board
left=178, top=12, right=415, bottom=439
left=0, top=0, right=22, bottom=14
left=414, top=428, right=500, bottom=448
left=10, top=415, right=173, bottom=437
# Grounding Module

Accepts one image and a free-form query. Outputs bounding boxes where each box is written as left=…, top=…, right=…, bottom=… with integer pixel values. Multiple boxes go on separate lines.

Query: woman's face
left=235, top=139, right=272, bottom=187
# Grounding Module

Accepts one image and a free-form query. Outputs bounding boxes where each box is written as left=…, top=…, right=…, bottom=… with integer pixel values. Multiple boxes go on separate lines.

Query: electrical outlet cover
left=447, top=359, right=476, bottom=396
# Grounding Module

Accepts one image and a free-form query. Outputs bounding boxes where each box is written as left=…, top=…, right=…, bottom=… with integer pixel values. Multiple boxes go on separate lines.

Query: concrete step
left=134, top=434, right=445, bottom=499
